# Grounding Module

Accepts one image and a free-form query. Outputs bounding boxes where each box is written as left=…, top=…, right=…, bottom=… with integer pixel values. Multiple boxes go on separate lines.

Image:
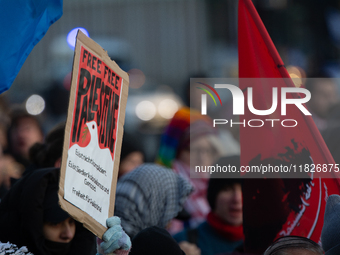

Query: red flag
left=238, top=0, right=340, bottom=253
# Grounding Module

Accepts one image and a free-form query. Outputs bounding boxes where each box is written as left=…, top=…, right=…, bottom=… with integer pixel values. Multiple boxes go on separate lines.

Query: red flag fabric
left=238, top=0, right=340, bottom=253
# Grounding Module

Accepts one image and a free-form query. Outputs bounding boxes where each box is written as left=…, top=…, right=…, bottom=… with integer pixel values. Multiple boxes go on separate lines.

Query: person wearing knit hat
left=156, top=107, right=225, bottom=233
left=129, top=226, right=185, bottom=255
left=321, top=194, right=340, bottom=255
left=173, top=156, right=244, bottom=255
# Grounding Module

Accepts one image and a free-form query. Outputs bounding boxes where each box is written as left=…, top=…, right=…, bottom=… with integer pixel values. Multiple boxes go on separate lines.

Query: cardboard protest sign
left=58, top=30, right=129, bottom=238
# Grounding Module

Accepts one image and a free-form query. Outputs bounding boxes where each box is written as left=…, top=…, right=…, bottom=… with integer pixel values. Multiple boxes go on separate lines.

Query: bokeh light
left=158, top=99, right=178, bottom=119
left=26, top=95, right=45, bottom=115
left=135, top=101, right=156, bottom=121
left=128, top=68, right=146, bottom=89
left=287, top=65, right=306, bottom=87
left=67, top=27, right=89, bottom=50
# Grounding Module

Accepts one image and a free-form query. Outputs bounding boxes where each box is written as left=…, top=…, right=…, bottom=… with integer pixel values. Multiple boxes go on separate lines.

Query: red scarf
left=207, top=212, right=244, bottom=241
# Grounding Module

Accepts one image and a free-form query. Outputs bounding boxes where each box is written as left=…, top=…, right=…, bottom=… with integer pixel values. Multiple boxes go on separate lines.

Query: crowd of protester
left=0, top=76, right=340, bottom=255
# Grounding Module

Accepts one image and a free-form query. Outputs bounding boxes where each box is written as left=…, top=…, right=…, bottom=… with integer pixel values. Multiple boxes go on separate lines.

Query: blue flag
left=0, top=0, right=63, bottom=94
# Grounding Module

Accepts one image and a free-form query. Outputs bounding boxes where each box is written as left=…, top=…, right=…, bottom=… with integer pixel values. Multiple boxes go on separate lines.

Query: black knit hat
left=43, top=179, right=69, bottom=224
left=129, top=226, right=185, bottom=255
left=207, top=155, right=242, bottom=211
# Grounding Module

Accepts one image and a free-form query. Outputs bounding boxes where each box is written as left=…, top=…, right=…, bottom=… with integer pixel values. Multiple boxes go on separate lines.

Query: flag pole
left=242, top=0, right=290, bottom=80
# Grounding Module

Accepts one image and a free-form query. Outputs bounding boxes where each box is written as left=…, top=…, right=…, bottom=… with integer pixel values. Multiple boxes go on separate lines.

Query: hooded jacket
left=0, top=167, right=96, bottom=255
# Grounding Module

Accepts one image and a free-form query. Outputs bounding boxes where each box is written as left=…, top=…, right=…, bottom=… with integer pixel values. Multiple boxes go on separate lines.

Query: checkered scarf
left=114, top=163, right=193, bottom=238
left=172, top=160, right=210, bottom=227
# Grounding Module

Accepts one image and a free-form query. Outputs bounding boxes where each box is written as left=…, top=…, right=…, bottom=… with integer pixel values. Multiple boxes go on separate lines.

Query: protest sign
left=58, top=30, right=129, bottom=238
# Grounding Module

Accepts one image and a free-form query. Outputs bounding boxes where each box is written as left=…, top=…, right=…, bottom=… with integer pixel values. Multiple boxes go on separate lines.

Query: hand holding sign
left=98, top=217, right=131, bottom=255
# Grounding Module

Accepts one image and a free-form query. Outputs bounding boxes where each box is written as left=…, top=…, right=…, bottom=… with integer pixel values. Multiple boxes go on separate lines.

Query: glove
left=98, top=216, right=131, bottom=255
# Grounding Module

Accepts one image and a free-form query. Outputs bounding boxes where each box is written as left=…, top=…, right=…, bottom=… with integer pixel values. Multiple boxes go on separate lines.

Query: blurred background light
left=26, top=95, right=45, bottom=115
left=287, top=65, right=306, bottom=87
left=158, top=99, right=178, bottom=119
left=135, top=100, right=156, bottom=121
left=67, top=27, right=89, bottom=50
left=128, top=68, right=146, bottom=89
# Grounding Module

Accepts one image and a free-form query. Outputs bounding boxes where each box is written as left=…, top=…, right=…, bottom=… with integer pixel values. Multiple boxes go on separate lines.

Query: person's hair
left=29, top=122, right=65, bottom=168
left=9, top=109, right=43, bottom=133
left=207, top=177, right=243, bottom=210
left=207, top=155, right=242, bottom=210
left=129, top=226, right=185, bottom=255
left=120, top=133, right=144, bottom=161
left=263, top=236, right=324, bottom=255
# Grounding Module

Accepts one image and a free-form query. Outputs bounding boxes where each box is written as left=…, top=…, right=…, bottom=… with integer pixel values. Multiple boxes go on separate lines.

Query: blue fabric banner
left=0, top=0, right=63, bottom=94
